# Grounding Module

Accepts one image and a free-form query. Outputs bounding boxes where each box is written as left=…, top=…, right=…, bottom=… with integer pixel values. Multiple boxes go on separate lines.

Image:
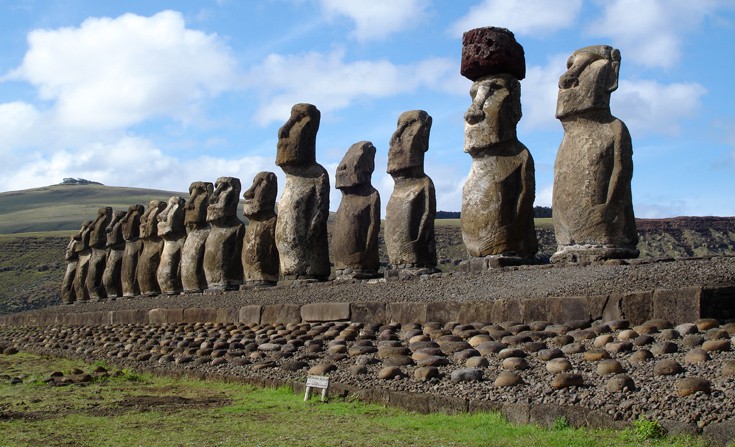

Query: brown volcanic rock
left=461, top=27, right=525, bottom=81
left=241, top=172, right=279, bottom=285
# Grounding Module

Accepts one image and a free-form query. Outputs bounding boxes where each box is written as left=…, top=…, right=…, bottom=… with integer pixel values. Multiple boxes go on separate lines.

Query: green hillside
left=0, top=184, right=190, bottom=234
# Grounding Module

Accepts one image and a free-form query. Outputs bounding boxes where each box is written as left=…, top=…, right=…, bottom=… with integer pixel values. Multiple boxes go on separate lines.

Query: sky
left=0, top=0, right=734, bottom=218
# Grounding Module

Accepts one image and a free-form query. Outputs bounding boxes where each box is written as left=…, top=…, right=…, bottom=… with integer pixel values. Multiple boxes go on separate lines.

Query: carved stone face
left=556, top=45, right=620, bottom=119
left=122, top=204, right=145, bottom=241
left=73, top=220, right=93, bottom=252
left=185, top=181, right=213, bottom=227
left=105, top=210, right=126, bottom=246
left=464, top=74, right=521, bottom=153
left=276, top=103, right=320, bottom=168
left=65, top=236, right=76, bottom=261
left=140, top=200, right=166, bottom=239
left=207, top=177, right=241, bottom=222
left=89, top=207, right=113, bottom=248
left=336, top=141, right=375, bottom=190
left=387, top=110, right=432, bottom=176
left=158, top=196, right=186, bottom=236
left=243, top=172, right=277, bottom=217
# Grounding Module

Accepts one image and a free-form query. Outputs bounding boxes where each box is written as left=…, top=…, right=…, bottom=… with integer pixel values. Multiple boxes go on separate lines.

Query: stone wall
left=2, top=285, right=733, bottom=327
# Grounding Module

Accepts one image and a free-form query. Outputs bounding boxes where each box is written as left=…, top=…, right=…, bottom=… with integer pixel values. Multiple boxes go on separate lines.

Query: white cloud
left=0, top=101, right=41, bottom=154
left=319, top=0, right=429, bottom=42
left=244, top=49, right=460, bottom=126
left=5, top=10, right=238, bottom=130
left=536, top=183, right=553, bottom=208
left=586, top=0, right=724, bottom=69
left=613, top=80, right=707, bottom=136
left=519, top=54, right=568, bottom=131
left=450, top=0, right=582, bottom=37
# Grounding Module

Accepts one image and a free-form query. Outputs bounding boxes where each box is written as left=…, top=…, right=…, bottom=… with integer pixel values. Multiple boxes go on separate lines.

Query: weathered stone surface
left=242, top=172, right=279, bottom=285
left=548, top=296, right=589, bottom=324
left=204, top=177, right=245, bottom=291
left=350, top=302, right=387, bottom=324
left=148, top=308, right=184, bottom=324
left=73, top=220, right=93, bottom=302
left=384, top=110, right=438, bottom=271
left=61, top=236, right=78, bottom=304
left=552, top=45, right=638, bottom=263
left=461, top=72, right=537, bottom=260
left=110, top=309, right=148, bottom=325
left=596, top=359, right=623, bottom=375
left=156, top=196, right=186, bottom=295
left=238, top=305, right=262, bottom=325
left=181, top=181, right=212, bottom=293
left=494, top=371, right=523, bottom=387
left=457, top=301, right=494, bottom=324
left=137, top=200, right=166, bottom=296
left=301, top=303, right=350, bottom=322
left=333, top=141, right=381, bottom=277
left=378, top=366, right=404, bottom=380
left=621, top=290, right=653, bottom=325
left=102, top=210, right=126, bottom=298
left=676, top=377, right=711, bottom=397
left=652, top=288, right=702, bottom=324
left=414, top=366, right=440, bottom=381
left=387, top=302, right=427, bottom=324
left=551, top=373, right=584, bottom=389
left=261, top=304, right=301, bottom=324
left=654, top=358, right=683, bottom=376
left=275, top=103, right=331, bottom=280
left=121, top=204, right=144, bottom=297
left=546, top=358, right=572, bottom=373
left=86, top=207, right=112, bottom=300
left=182, top=307, right=218, bottom=323
left=450, top=368, right=483, bottom=382
left=460, top=27, right=525, bottom=81
left=606, top=374, right=635, bottom=392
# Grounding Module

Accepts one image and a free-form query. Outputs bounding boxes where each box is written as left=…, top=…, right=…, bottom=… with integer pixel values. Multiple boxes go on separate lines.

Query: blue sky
left=0, top=0, right=733, bottom=217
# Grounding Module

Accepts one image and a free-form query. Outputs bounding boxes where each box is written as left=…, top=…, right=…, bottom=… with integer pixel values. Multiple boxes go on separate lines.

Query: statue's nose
left=559, top=72, right=579, bottom=89
left=464, top=104, right=484, bottom=125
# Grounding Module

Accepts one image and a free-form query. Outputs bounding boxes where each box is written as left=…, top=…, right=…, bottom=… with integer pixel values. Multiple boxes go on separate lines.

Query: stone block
left=704, top=418, right=735, bottom=447
left=301, top=302, right=350, bottom=322
left=602, top=294, right=624, bottom=322
left=587, top=295, right=608, bottom=321
left=547, top=296, right=589, bottom=324
left=215, top=307, right=239, bottom=324
left=501, top=403, right=530, bottom=424
left=520, top=297, right=547, bottom=322
left=468, top=399, right=502, bottom=413
left=492, top=298, right=521, bottom=323
left=261, top=304, right=301, bottom=324
left=238, top=305, right=262, bottom=325
left=183, top=307, right=218, bottom=323
left=702, top=286, right=735, bottom=320
left=426, top=301, right=461, bottom=323
left=652, top=288, right=702, bottom=324
left=387, top=302, right=427, bottom=324
left=621, top=290, right=652, bottom=325
left=350, top=302, right=387, bottom=324
left=457, top=302, right=494, bottom=324
left=149, top=308, right=184, bottom=324
left=110, top=309, right=149, bottom=325
left=387, top=391, right=431, bottom=414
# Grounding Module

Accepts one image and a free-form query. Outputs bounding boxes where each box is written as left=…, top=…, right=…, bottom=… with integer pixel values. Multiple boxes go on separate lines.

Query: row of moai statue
left=61, top=26, right=639, bottom=303
left=60, top=103, right=438, bottom=303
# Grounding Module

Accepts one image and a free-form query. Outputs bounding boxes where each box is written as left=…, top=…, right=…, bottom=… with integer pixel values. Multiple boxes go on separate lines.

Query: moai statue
left=61, top=236, right=78, bottom=305
left=551, top=45, right=638, bottom=263
left=460, top=27, right=538, bottom=266
left=333, top=141, right=381, bottom=279
left=121, top=204, right=145, bottom=297
left=241, top=172, right=279, bottom=287
left=181, top=181, right=213, bottom=293
left=102, top=210, right=126, bottom=298
left=137, top=200, right=166, bottom=296
left=203, top=177, right=245, bottom=291
left=72, top=220, right=93, bottom=302
left=384, top=110, right=439, bottom=275
left=156, top=196, right=187, bottom=295
left=85, top=207, right=112, bottom=300
left=275, top=103, right=331, bottom=281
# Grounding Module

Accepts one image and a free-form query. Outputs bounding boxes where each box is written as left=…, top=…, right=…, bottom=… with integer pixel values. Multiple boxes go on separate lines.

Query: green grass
left=0, top=352, right=708, bottom=447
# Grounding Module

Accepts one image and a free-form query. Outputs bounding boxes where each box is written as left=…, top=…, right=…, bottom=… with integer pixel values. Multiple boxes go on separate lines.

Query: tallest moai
left=551, top=45, right=638, bottom=263
left=459, top=27, right=538, bottom=265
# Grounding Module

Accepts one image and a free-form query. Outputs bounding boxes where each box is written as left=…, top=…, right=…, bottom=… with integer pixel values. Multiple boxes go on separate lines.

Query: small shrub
left=629, top=415, right=665, bottom=440
left=551, top=416, right=570, bottom=431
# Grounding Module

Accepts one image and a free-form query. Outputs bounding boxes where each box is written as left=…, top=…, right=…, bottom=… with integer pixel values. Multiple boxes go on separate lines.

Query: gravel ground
left=2, top=316, right=735, bottom=434
left=29, top=255, right=735, bottom=315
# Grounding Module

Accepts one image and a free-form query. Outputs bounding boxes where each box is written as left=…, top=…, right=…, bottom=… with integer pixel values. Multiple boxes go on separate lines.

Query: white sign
left=304, top=375, right=330, bottom=401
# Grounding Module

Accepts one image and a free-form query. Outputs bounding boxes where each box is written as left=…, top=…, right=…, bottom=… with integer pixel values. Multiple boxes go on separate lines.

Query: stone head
left=556, top=45, right=620, bottom=119
left=242, top=172, right=277, bottom=218
left=276, top=103, right=320, bottom=168
left=185, top=181, right=213, bottom=227
left=336, top=141, right=376, bottom=190
left=65, top=236, right=76, bottom=261
left=140, top=200, right=166, bottom=239
left=121, top=204, right=145, bottom=241
left=461, top=26, right=525, bottom=82
left=464, top=74, right=521, bottom=152
left=105, top=210, right=126, bottom=246
left=89, top=206, right=113, bottom=248
left=207, top=177, right=241, bottom=222
left=388, top=110, right=432, bottom=176
left=158, top=196, right=186, bottom=237
left=73, top=220, right=93, bottom=253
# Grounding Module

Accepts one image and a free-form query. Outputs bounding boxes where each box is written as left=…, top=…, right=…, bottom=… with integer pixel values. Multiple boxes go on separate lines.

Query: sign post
left=304, top=375, right=330, bottom=402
